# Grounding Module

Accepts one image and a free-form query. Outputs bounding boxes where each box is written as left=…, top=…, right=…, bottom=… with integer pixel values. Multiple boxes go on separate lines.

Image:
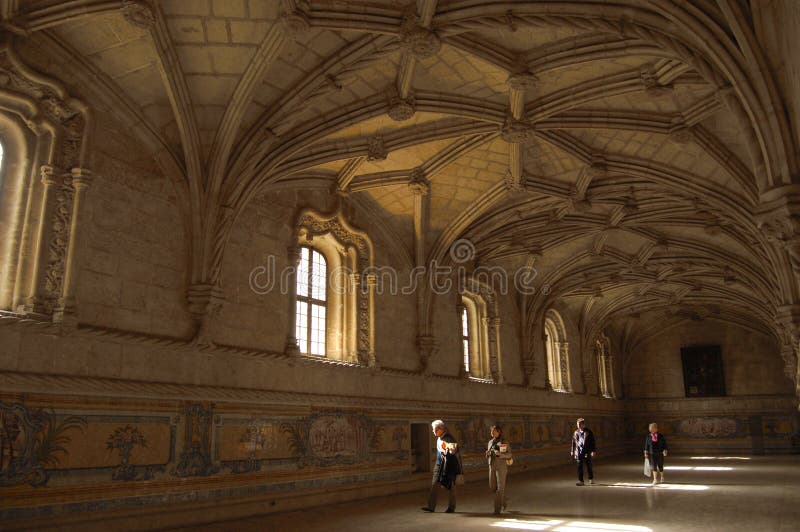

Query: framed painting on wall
left=681, top=345, right=726, bottom=397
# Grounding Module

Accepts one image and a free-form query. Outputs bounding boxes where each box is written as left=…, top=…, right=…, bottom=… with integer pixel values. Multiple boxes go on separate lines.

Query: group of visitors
left=422, top=417, right=669, bottom=514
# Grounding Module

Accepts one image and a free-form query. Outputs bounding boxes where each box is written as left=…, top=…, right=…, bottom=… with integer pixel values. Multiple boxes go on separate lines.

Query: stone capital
left=40, top=164, right=62, bottom=186
left=70, top=167, right=93, bottom=190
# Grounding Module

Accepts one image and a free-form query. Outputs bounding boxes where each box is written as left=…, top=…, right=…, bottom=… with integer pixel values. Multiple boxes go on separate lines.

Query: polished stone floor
left=171, top=455, right=800, bottom=531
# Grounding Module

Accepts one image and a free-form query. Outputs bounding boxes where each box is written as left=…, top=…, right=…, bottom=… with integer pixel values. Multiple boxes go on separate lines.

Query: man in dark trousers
left=570, top=418, right=596, bottom=486
left=422, top=419, right=460, bottom=513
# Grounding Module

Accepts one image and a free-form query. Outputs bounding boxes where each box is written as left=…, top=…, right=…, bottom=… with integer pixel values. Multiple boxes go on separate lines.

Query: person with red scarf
left=644, top=422, right=669, bottom=485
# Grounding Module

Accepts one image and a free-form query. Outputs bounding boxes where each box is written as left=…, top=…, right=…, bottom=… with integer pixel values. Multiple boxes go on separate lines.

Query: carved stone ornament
left=280, top=1, right=311, bottom=36
left=500, top=117, right=536, bottom=144
left=640, top=64, right=673, bottom=98
left=416, top=335, right=437, bottom=374
left=367, top=135, right=388, bottom=162
left=387, top=94, right=416, bottom=121
left=400, top=21, right=441, bottom=60
left=756, top=189, right=800, bottom=272
left=408, top=168, right=430, bottom=195
left=504, top=171, right=524, bottom=192
left=668, top=125, right=694, bottom=145
left=506, top=71, right=538, bottom=91
left=121, top=0, right=155, bottom=29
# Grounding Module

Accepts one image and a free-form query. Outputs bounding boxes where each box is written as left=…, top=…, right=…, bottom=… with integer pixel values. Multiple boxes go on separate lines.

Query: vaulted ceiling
left=10, top=0, right=798, bottom=360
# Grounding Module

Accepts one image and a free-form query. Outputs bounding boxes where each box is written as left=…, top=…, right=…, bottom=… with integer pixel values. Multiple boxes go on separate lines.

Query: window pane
left=296, top=301, right=308, bottom=354
left=461, top=307, right=469, bottom=337
left=297, top=248, right=309, bottom=298
left=310, top=303, right=326, bottom=356
left=463, top=340, right=470, bottom=372
left=311, top=249, right=326, bottom=301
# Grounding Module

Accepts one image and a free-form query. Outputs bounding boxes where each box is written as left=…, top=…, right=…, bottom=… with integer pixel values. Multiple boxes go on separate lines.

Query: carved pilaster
left=54, top=168, right=92, bottom=328
left=23, top=165, right=62, bottom=316
left=285, top=245, right=302, bottom=356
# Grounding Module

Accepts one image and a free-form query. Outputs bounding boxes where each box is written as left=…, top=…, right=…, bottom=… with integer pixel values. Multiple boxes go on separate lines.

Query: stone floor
left=168, top=454, right=800, bottom=531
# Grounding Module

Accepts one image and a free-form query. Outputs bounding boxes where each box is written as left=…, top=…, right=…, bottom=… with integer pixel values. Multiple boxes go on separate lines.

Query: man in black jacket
left=570, top=418, right=596, bottom=486
left=422, top=419, right=460, bottom=512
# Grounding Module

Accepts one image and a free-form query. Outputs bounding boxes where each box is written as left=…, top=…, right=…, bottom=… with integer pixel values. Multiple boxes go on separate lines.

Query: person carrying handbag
left=486, top=424, right=513, bottom=515
left=644, top=422, right=668, bottom=485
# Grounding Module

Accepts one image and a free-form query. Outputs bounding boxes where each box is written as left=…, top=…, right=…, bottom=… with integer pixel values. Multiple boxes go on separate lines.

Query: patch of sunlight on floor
left=690, top=456, right=750, bottom=460
left=491, top=520, right=652, bottom=532
left=609, top=482, right=710, bottom=490
left=554, top=523, right=653, bottom=532
left=665, top=466, right=733, bottom=471
left=491, top=518, right=564, bottom=530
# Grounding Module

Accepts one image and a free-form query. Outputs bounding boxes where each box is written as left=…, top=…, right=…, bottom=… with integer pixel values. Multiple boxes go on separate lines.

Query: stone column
left=490, top=316, right=503, bottom=383
left=54, top=168, right=92, bottom=327
left=23, top=165, right=61, bottom=316
left=284, top=245, right=302, bottom=356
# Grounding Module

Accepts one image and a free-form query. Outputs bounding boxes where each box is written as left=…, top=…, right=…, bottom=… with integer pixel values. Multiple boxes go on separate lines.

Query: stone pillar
left=23, top=165, right=61, bottom=316
left=54, top=168, right=92, bottom=327
left=284, top=245, right=302, bottom=356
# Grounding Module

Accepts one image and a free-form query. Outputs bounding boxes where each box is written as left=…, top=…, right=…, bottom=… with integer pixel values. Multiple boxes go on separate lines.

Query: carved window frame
left=544, top=309, right=572, bottom=393
left=460, top=279, right=502, bottom=383
left=295, top=209, right=375, bottom=366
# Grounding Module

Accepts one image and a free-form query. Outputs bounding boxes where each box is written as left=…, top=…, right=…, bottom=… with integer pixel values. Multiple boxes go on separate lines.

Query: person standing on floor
left=422, top=419, right=460, bottom=513
left=570, top=417, right=596, bottom=486
left=644, top=422, right=668, bottom=485
left=486, top=424, right=513, bottom=515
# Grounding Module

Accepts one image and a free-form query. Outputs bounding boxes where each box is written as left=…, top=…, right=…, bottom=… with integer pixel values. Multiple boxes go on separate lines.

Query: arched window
left=288, top=210, right=375, bottom=366
left=544, top=309, right=572, bottom=392
left=295, top=246, right=327, bottom=356
left=460, top=282, right=502, bottom=382
left=596, top=333, right=615, bottom=398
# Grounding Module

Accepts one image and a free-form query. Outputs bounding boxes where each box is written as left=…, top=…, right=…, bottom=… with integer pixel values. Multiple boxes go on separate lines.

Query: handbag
left=455, top=473, right=465, bottom=485
left=505, top=458, right=514, bottom=466
left=643, top=457, right=651, bottom=477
